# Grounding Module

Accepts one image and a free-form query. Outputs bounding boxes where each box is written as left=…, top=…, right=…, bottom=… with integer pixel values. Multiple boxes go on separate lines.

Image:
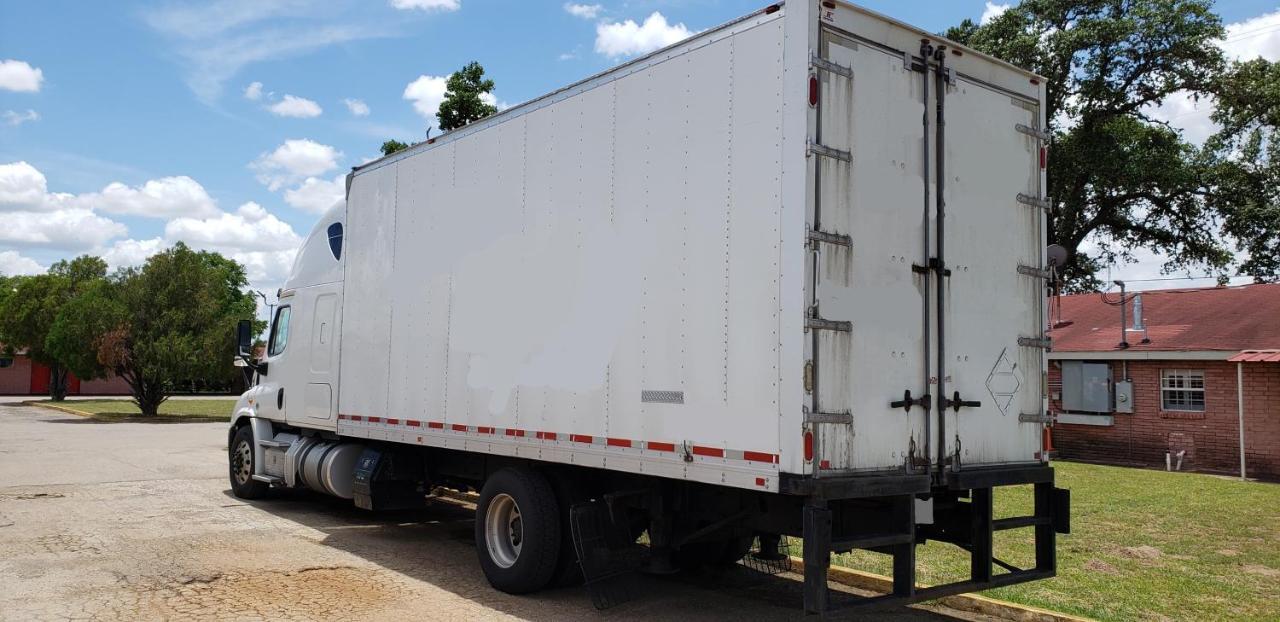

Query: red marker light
left=803, top=431, right=814, bottom=461
left=808, top=74, right=819, bottom=107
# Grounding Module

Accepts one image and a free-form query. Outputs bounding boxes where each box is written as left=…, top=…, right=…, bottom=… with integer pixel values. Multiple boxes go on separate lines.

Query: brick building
left=0, top=349, right=132, bottom=396
left=1046, top=283, right=1280, bottom=479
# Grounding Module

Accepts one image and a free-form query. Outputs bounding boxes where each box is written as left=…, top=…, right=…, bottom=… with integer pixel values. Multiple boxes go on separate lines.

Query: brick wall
left=0, top=355, right=34, bottom=394
left=1050, top=359, right=1280, bottom=479
left=0, top=355, right=133, bottom=396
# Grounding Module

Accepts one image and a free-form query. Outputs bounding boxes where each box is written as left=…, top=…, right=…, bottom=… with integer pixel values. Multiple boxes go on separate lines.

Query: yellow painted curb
left=787, top=557, right=1094, bottom=622
left=23, top=401, right=95, bottom=418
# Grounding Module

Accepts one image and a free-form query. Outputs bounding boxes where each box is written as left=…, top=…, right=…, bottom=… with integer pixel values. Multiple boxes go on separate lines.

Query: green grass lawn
left=834, top=461, right=1280, bottom=621
left=32, top=398, right=236, bottom=422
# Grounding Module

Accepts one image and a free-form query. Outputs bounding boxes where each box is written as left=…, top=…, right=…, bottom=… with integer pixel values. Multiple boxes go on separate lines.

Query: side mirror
left=236, top=319, right=253, bottom=357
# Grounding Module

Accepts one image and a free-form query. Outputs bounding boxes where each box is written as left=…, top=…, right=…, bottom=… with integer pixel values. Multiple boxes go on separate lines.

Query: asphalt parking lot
left=0, top=402, right=988, bottom=621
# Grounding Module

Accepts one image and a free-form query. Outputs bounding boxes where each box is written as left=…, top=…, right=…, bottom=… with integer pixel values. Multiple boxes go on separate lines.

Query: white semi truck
left=228, top=0, right=1069, bottom=613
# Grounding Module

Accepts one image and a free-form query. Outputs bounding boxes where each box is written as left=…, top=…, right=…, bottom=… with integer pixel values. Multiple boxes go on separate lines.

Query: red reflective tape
left=367, top=417, right=382, bottom=424
left=406, top=420, right=422, bottom=427
left=428, top=421, right=444, bottom=430
left=337, top=414, right=348, bottom=420
left=646, top=441, right=676, bottom=452
left=505, top=429, right=526, bottom=437
left=386, top=418, right=399, bottom=425
left=819, top=459, right=831, bottom=469
left=755, top=477, right=767, bottom=487
left=477, top=426, right=496, bottom=435
left=742, top=450, right=778, bottom=464
left=451, top=424, right=468, bottom=432
left=350, top=415, right=363, bottom=422
left=570, top=434, right=593, bottom=444
left=606, top=438, right=631, bottom=448
left=537, top=431, right=558, bottom=441
left=692, top=446, right=724, bottom=458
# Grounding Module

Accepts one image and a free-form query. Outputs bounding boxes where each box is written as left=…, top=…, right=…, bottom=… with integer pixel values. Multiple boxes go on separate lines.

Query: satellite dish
left=1046, top=244, right=1068, bottom=267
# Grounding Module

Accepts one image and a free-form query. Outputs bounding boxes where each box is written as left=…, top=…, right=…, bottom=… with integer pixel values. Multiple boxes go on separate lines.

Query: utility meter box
left=1114, top=380, right=1134, bottom=413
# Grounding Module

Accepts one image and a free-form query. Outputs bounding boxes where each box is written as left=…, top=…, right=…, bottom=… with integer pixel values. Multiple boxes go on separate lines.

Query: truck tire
left=475, top=467, right=561, bottom=594
left=229, top=425, right=270, bottom=499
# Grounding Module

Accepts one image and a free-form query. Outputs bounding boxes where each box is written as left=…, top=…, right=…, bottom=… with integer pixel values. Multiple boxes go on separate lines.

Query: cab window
left=268, top=306, right=291, bottom=356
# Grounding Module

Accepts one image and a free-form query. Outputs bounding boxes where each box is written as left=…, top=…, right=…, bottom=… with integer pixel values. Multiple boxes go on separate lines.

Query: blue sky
left=2, top=0, right=1278, bottom=297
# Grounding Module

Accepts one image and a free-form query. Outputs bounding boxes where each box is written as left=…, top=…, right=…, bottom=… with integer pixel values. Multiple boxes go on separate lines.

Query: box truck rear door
left=809, top=28, right=930, bottom=473
left=937, top=72, right=1045, bottom=467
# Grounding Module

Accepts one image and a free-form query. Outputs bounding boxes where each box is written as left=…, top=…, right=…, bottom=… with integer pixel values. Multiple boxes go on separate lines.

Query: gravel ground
left=0, top=403, right=986, bottom=621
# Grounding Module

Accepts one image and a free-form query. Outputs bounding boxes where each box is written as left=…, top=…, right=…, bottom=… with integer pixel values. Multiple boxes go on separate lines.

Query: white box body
left=314, top=1, right=1048, bottom=494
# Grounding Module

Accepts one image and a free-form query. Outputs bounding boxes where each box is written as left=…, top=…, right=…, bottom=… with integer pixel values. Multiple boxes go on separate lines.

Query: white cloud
left=99, top=237, right=168, bottom=272
left=267, top=94, right=323, bottom=118
left=404, top=74, right=448, bottom=120
left=99, top=202, right=303, bottom=289
left=0, top=161, right=53, bottom=209
left=3, top=109, right=39, bottom=126
left=1146, top=11, right=1280, bottom=145
left=252, top=139, right=342, bottom=190
left=564, top=3, right=602, bottom=19
left=979, top=2, right=1010, bottom=25
left=2, top=161, right=220, bottom=220
left=558, top=51, right=579, bottom=61
left=76, top=176, right=221, bottom=219
left=390, top=0, right=460, bottom=11
left=0, top=59, right=44, bottom=93
left=0, top=250, right=45, bottom=276
left=145, top=3, right=395, bottom=104
left=1221, top=10, right=1280, bottom=62
left=343, top=98, right=370, bottom=116
left=595, top=12, right=693, bottom=59
left=244, top=81, right=263, bottom=100
left=284, top=174, right=345, bottom=213
left=166, top=201, right=302, bottom=252
left=0, top=208, right=127, bottom=250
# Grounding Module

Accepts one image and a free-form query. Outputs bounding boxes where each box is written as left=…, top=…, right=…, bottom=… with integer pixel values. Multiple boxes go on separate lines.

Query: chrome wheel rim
left=233, top=439, right=253, bottom=485
left=484, top=493, right=523, bottom=568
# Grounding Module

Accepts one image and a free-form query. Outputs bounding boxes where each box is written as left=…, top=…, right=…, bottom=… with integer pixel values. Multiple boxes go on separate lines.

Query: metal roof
left=1228, top=350, right=1280, bottom=363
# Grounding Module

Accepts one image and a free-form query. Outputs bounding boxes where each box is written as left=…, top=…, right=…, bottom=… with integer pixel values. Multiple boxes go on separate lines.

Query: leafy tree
left=0, top=256, right=106, bottom=400
left=381, top=139, right=410, bottom=156
left=87, top=244, right=257, bottom=416
left=437, top=61, right=497, bottom=132
left=947, top=0, right=1279, bottom=289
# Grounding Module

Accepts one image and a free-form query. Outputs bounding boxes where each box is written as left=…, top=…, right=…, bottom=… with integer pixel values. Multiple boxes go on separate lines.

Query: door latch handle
left=942, top=391, right=980, bottom=413
left=890, top=389, right=931, bottom=413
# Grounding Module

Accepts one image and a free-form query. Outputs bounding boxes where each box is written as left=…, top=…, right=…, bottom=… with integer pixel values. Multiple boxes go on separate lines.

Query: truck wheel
left=229, top=425, right=270, bottom=499
left=475, top=468, right=561, bottom=594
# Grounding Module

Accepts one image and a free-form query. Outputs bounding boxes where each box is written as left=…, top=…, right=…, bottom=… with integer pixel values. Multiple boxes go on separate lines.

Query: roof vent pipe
left=1127, top=293, right=1151, bottom=344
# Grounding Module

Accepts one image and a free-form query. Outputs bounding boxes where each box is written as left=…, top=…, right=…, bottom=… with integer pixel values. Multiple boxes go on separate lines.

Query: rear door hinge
left=807, top=229, right=852, bottom=248
left=1018, top=336, right=1052, bottom=349
left=1016, top=264, right=1052, bottom=279
left=1015, top=123, right=1052, bottom=141
left=807, top=139, right=851, bottom=163
left=806, top=411, right=853, bottom=424
left=806, top=317, right=852, bottom=332
left=1016, top=193, right=1052, bottom=211
left=811, top=52, right=854, bottom=79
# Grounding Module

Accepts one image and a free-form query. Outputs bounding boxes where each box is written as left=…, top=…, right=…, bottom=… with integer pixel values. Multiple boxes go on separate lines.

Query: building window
left=1161, top=370, right=1205, bottom=412
left=0, top=357, right=12, bottom=369
left=268, top=306, right=291, bottom=357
